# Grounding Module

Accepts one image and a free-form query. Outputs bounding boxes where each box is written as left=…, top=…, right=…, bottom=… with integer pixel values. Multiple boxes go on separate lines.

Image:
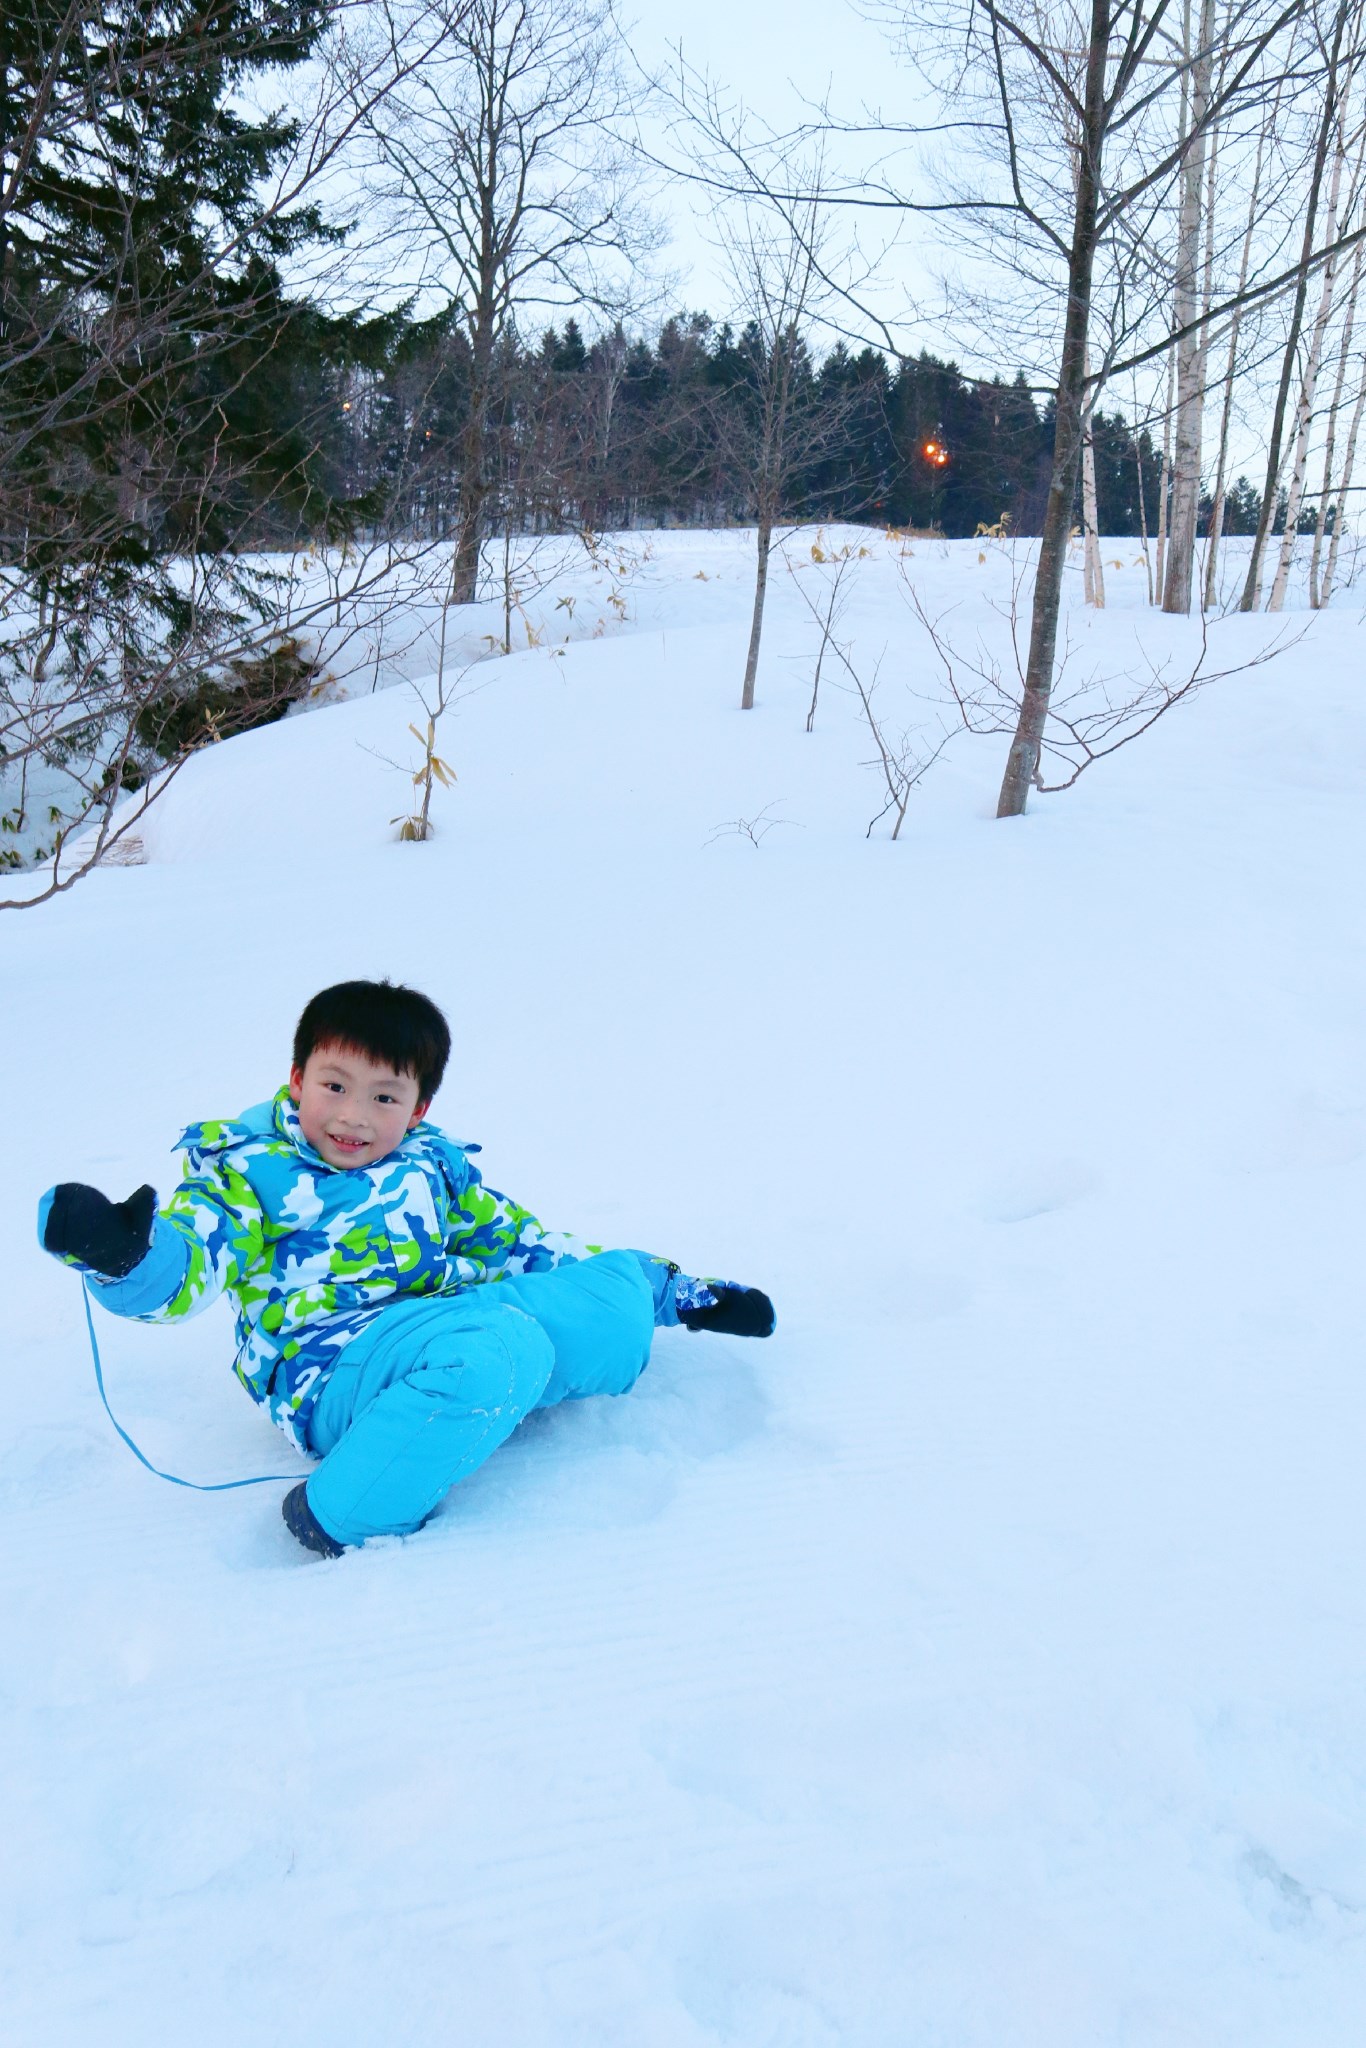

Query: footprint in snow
left=0, top=1424, right=109, bottom=1508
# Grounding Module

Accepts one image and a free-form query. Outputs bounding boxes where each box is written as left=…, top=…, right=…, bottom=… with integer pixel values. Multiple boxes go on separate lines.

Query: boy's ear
left=288, top=1063, right=305, bottom=1103
left=408, top=1099, right=430, bottom=1129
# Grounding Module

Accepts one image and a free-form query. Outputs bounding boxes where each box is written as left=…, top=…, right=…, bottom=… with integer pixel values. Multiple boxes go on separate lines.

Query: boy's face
left=289, top=1044, right=428, bottom=1170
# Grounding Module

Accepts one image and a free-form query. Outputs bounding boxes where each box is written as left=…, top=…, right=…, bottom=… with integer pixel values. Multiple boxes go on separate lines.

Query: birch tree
left=715, top=187, right=841, bottom=709
left=1202, top=97, right=1276, bottom=604
left=1162, top=0, right=1220, bottom=612
left=1268, top=93, right=1365, bottom=604
left=1239, top=0, right=1359, bottom=607
left=912, top=0, right=1324, bottom=812
left=1310, top=224, right=1366, bottom=599
left=1319, top=339, right=1366, bottom=596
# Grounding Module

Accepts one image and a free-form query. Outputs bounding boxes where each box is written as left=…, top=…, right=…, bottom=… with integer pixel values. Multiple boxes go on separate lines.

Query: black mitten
left=43, top=1183, right=156, bottom=1278
left=677, top=1284, right=776, bottom=1339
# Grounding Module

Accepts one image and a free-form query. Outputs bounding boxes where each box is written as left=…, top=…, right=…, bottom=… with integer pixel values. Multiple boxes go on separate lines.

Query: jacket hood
left=177, top=1098, right=278, bottom=1169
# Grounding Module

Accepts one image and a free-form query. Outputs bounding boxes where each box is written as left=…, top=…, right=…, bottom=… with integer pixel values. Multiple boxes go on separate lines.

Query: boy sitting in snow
left=39, top=980, right=774, bottom=1557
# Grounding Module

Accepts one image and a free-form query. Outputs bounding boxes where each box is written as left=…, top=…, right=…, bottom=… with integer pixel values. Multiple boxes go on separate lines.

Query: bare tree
left=797, top=0, right=1337, bottom=812
left=1316, top=228, right=1366, bottom=597
left=1082, top=353, right=1108, bottom=605
left=347, top=0, right=656, bottom=605
left=1308, top=218, right=1366, bottom=599
left=941, top=0, right=1320, bottom=811
left=706, top=0, right=1366, bottom=808
left=787, top=551, right=951, bottom=834
left=785, top=534, right=868, bottom=731
left=903, top=549, right=1304, bottom=788
left=1162, top=0, right=1220, bottom=613
left=713, top=182, right=843, bottom=710
left=1268, top=90, right=1366, bottom=605
left=1202, top=93, right=1278, bottom=605
left=1319, top=354, right=1366, bottom=595
left=1239, top=0, right=1359, bottom=608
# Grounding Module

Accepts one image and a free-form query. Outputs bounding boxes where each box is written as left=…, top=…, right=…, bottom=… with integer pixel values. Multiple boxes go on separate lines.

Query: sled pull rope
left=81, top=1280, right=298, bottom=1491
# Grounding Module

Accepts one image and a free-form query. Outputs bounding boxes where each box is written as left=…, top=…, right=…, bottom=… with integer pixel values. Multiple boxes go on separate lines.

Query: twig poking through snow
left=706, top=803, right=798, bottom=849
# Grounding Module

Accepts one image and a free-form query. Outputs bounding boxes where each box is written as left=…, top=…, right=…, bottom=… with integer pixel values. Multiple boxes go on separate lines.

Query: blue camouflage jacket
left=76, top=1089, right=592, bottom=1447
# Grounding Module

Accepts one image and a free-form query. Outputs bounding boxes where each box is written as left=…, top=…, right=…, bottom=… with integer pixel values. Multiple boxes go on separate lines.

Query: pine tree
left=1, top=0, right=384, bottom=883
left=1, top=0, right=353, bottom=572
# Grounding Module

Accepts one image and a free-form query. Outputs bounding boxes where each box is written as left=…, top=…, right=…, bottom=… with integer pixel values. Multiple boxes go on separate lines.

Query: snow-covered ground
left=4, top=529, right=1366, bottom=2045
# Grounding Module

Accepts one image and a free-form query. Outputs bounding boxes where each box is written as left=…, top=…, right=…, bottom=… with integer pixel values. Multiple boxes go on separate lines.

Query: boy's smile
left=289, top=1045, right=428, bottom=1170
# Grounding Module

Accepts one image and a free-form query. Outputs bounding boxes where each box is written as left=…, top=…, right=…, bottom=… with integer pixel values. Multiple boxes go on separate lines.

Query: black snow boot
left=282, top=1482, right=347, bottom=1559
left=677, top=1284, right=776, bottom=1339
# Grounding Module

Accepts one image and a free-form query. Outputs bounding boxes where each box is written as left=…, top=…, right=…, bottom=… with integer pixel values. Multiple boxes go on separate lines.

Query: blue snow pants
left=303, top=1250, right=674, bottom=1546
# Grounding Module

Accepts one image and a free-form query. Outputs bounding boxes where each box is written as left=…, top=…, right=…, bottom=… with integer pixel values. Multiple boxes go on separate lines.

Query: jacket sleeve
left=444, top=1156, right=599, bottom=1282
left=81, top=1156, right=267, bottom=1323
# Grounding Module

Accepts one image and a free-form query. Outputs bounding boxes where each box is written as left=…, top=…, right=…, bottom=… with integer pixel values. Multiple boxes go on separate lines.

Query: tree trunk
left=996, top=0, right=1109, bottom=819
left=1136, top=417, right=1154, bottom=602
left=1321, top=355, right=1366, bottom=604
left=451, top=400, right=489, bottom=606
left=1269, top=109, right=1350, bottom=610
left=1309, top=228, right=1364, bottom=605
left=1163, top=0, right=1217, bottom=614
left=1081, top=365, right=1105, bottom=607
left=1191, top=114, right=1222, bottom=605
left=1309, top=128, right=1366, bottom=604
left=1240, top=0, right=1352, bottom=611
left=1203, top=108, right=1272, bottom=608
left=742, top=515, right=773, bottom=709
left=1154, top=345, right=1175, bottom=600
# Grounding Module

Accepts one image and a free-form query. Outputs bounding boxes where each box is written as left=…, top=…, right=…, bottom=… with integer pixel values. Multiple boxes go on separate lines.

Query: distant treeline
left=304, top=313, right=1285, bottom=548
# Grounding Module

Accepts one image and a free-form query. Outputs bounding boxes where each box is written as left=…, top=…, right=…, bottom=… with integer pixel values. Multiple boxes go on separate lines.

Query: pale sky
left=620, top=0, right=951, bottom=363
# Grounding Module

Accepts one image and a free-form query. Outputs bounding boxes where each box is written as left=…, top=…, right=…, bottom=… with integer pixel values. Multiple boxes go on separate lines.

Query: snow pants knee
left=303, top=1249, right=657, bottom=1546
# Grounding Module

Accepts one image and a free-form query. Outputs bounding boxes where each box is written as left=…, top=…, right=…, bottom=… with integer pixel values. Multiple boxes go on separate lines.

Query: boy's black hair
left=292, top=981, right=451, bottom=1103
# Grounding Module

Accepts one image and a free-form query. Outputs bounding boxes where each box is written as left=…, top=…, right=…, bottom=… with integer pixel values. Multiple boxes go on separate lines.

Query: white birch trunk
left=1192, top=123, right=1222, bottom=606
left=1310, top=152, right=1366, bottom=604
left=1240, top=2, right=1356, bottom=613
left=1203, top=113, right=1272, bottom=608
left=1269, top=112, right=1350, bottom=611
left=1163, top=0, right=1218, bottom=614
left=1322, top=362, right=1366, bottom=604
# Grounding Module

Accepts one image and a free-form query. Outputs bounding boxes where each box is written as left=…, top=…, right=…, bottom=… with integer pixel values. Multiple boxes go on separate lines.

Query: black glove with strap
left=43, top=1183, right=156, bottom=1279
left=677, top=1283, right=776, bottom=1339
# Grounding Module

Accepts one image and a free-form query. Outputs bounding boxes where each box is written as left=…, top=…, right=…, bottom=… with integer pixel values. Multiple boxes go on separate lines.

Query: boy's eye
left=324, top=1082, right=344, bottom=1094
left=376, top=1093, right=396, bottom=1105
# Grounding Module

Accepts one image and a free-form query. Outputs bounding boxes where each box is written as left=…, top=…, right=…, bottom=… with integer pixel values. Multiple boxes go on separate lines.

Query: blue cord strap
left=82, top=1280, right=298, bottom=1491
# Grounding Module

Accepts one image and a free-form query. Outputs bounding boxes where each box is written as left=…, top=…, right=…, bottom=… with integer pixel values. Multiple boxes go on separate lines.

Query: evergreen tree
left=1, top=0, right=378, bottom=877
left=315, top=309, right=1170, bottom=545
left=1, top=0, right=348, bottom=570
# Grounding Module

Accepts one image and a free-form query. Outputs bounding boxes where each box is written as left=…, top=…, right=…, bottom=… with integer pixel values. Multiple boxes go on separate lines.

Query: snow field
left=3, top=529, right=1366, bottom=2044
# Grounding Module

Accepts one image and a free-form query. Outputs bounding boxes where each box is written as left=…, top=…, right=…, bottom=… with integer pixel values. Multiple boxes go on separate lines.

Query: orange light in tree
left=923, top=439, right=950, bottom=467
